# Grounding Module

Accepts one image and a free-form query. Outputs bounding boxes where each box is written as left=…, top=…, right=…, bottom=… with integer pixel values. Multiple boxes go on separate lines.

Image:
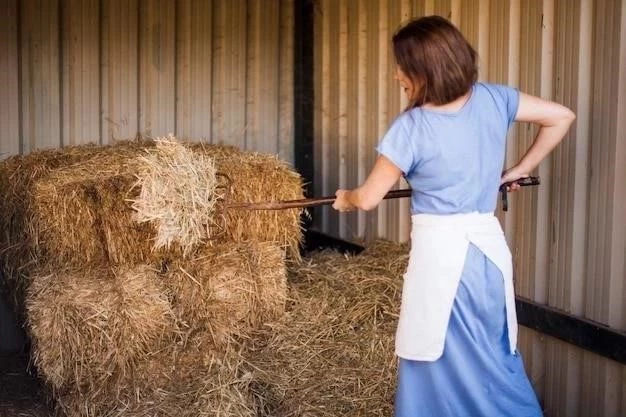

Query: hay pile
left=2, top=136, right=414, bottom=416
left=0, top=137, right=302, bottom=416
left=245, top=240, right=409, bottom=417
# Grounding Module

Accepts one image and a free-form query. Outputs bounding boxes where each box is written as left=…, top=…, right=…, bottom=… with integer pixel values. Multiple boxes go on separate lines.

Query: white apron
left=395, top=212, right=518, bottom=361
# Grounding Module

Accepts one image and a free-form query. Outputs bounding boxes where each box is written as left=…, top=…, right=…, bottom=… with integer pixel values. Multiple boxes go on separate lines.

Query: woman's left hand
left=500, top=167, right=528, bottom=192
left=332, top=189, right=356, bottom=212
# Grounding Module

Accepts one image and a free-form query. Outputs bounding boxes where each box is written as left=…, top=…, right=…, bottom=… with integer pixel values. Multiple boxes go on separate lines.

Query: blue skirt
left=394, top=244, right=543, bottom=417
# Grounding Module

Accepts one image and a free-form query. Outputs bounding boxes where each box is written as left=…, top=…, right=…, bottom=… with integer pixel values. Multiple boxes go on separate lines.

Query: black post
left=294, top=0, right=315, bottom=228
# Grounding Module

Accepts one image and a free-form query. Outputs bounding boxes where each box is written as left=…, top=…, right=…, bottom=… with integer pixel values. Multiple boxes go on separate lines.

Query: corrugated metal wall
left=0, top=0, right=294, bottom=162
left=1, top=0, right=624, bottom=415
left=312, top=1, right=626, bottom=416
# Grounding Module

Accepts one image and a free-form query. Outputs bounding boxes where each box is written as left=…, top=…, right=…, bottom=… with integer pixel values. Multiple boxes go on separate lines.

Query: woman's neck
left=422, top=90, right=472, bottom=112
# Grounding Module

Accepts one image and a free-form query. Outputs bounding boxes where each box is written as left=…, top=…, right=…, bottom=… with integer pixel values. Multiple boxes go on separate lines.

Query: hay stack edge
left=0, top=137, right=408, bottom=416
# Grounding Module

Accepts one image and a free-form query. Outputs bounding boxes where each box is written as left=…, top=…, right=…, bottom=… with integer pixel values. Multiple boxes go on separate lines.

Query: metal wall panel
left=140, top=0, right=176, bottom=137
left=62, top=0, right=101, bottom=145
left=211, top=0, right=246, bottom=148
left=278, top=0, right=294, bottom=163
left=101, top=0, right=139, bottom=143
left=246, top=0, right=279, bottom=154
left=0, top=0, right=294, bottom=160
left=0, top=0, right=19, bottom=158
left=176, top=0, right=212, bottom=141
left=314, top=0, right=413, bottom=242
left=19, top=0, right=62, bottom=153
left=312, top=1, right=626, bottom=416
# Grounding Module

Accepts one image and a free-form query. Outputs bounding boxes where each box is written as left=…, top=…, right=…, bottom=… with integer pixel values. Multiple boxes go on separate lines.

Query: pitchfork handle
left=229, top=189, right=412, bottom=210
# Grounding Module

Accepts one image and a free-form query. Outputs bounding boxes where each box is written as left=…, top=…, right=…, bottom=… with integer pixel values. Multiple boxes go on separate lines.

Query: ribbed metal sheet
left=312, top=1, right=626, bottom=416
left=0, top=0, right=19, bottom=158
left=63, top=0, right=101, bottom=145
left=101, top=0, right=139, bottom=143
left=0, top=0, right=294, bottom=161
left=140, top=0, right=176, bottom=138
left=19, top=0, right=62, bottom=153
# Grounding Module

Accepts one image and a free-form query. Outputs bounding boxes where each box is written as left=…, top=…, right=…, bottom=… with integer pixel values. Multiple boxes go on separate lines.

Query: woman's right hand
left=332, top=189, right=356, bottom=212
left=331, top=156, right=404, bottom=212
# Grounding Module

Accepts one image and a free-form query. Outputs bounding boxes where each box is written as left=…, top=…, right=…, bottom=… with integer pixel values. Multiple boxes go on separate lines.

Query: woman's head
left=392, top=16, right=478, bottom=108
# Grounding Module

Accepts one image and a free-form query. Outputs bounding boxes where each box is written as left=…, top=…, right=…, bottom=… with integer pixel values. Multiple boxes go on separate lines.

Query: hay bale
left=164, top=241, right=287, bottom=346
left=26, top=264, right=177, bottom=390
left=7, top=138, right=304, bottom=270
left=0, top=145, right=102, bottom=299
left=54, top=343, right=258, bottom=417
left=0, top=139, right=155, bottom=301
left=0, top=138, right=302, bottom=416
left=31, top=151, right=156, bottom=267
left=215, top=151, right=304, bottom=261
left=245, top=240, right=408, bottom=417
left=25, top=240, right=288, bottom=411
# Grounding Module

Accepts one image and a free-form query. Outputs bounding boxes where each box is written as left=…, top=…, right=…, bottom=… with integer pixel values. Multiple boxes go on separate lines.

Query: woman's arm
left=501, top=93, right=576, bottom=188
left=333, top=155, right=403, bottom=212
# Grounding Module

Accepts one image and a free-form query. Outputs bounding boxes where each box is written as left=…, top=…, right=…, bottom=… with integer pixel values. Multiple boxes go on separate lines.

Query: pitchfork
left=228, top=176, right=540, bottom=212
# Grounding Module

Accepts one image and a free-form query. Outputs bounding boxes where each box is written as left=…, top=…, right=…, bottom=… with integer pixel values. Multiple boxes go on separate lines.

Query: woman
left=332, top=16, right=575, bottom=417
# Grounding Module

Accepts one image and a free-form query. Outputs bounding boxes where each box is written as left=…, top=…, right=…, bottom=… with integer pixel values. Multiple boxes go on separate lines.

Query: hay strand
left=131, top=137, right=223, bottom=255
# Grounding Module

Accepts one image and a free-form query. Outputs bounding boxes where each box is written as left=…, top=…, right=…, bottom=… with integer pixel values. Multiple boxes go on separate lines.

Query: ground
left=0, top=355, right=50, bottom=417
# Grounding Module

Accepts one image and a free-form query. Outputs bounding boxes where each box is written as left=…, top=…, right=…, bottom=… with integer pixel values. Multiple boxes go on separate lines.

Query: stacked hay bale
left=0, top=138, right=304, bottom=416
left=245, top=241, right=408, bottom=417
left=0, top=143, right=127, bottom=304
left=4, top=140, right=302, bottom=272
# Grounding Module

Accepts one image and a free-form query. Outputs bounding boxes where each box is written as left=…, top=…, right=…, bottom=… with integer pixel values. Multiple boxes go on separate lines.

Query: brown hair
left=392, top=16, right=478, bottom=109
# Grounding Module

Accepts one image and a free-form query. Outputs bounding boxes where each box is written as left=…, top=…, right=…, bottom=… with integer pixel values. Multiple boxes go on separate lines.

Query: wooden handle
left=228, top=188, right=412, bottom=210
left=228, top=176, right=541, bottom=211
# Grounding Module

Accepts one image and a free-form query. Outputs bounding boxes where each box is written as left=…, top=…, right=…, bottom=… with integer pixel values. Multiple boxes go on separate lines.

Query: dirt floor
left=0, top=355, right=51, bottom=417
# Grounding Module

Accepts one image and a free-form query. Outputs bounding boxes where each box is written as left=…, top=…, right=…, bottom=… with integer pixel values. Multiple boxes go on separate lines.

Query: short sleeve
left=504, top=87, right=519, bottom=126
left=483, top=83, right=520, bottom=128
left=499, top=85, right=520, bottom=127
left=375, top=116, right=416, bottom=175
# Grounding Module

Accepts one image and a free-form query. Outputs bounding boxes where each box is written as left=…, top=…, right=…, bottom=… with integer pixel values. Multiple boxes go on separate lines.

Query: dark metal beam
left=294, top=0, right=315, bottom=230
left=304, top=229, right=626, bottom=365
left=515, top=297, right=626, bottom=365
left=293, top=0, right=314, bottom=196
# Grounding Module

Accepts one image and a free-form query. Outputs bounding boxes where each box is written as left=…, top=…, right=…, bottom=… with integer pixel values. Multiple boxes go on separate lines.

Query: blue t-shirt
left=376, top=82, right=520, bottom=214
